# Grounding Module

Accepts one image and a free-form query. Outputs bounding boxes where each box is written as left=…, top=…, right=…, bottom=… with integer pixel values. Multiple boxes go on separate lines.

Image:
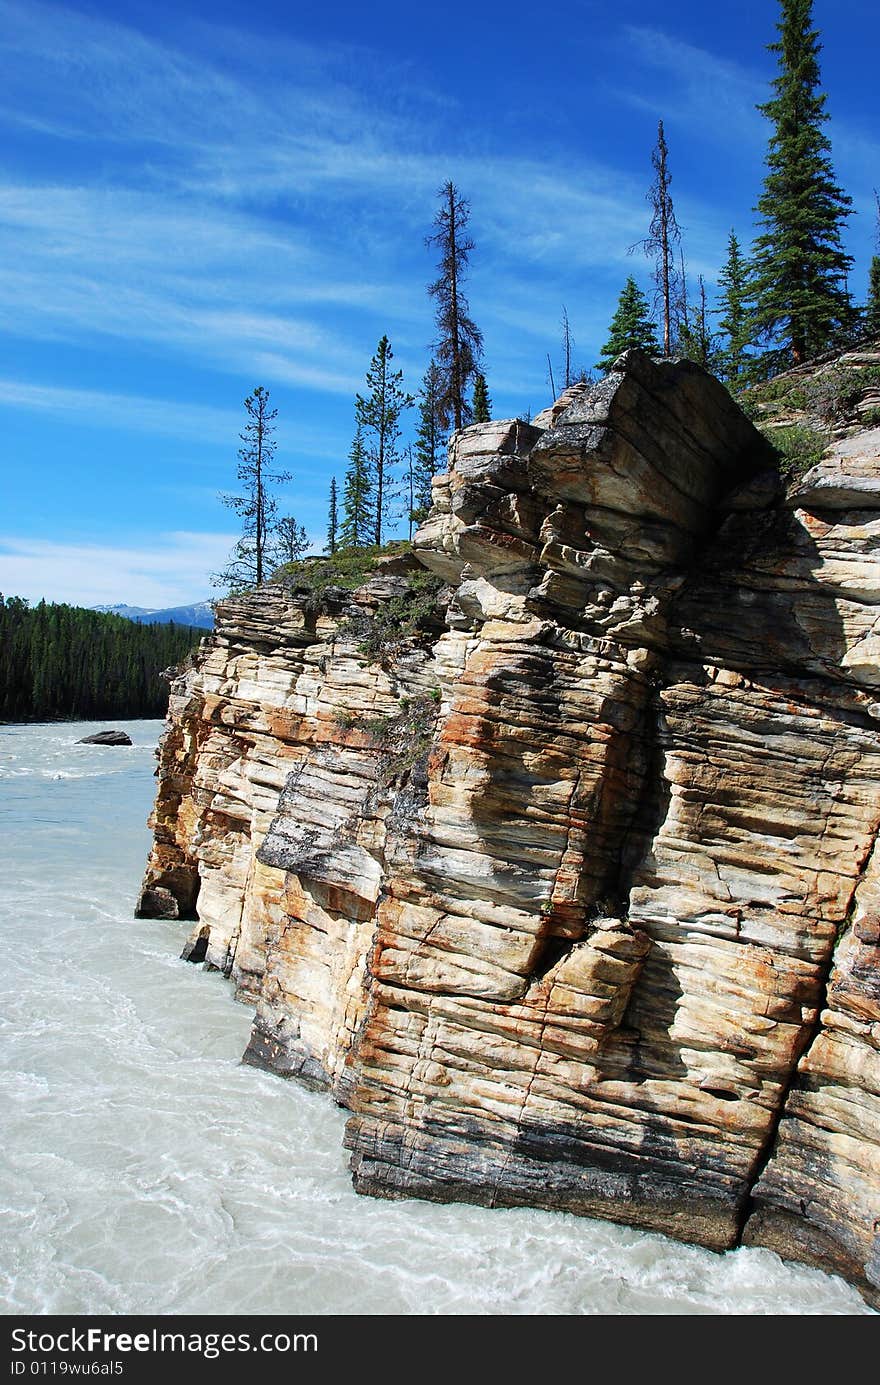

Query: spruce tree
left=426, top=181, right=484, bottom=432
left=410, top=362, right=445, bottom=528
left=215, top=386, right=291, bottom=591
left=751, top=0, right=853, bottom=366
left=326, top=477, right=338, bottom=554
left=0, top=597, right=201, bottom=721
left=354, top=336, right=413, bottom=547
left=340, top=424, right=375, bottom=550
left=472, top=372, right=491, bottom=423
left=595, top=278, right=659, bottom=374
left=867, top=192, right=880, bottom=338
left=716, top=229, right=753, bottom=385
left=867, top=259, right=880, bottom=338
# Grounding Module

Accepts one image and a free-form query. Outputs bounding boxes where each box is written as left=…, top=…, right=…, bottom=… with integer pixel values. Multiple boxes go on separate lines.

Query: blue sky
left=1, top=0, right=877, bottom=607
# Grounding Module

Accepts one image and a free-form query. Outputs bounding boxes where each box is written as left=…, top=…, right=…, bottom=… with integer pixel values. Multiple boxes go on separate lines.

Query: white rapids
left=0, top=720, right=873, bottom=1316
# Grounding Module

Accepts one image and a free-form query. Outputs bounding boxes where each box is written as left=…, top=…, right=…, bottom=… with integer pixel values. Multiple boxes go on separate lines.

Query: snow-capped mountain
left=91, top=601, right=214, bottom=629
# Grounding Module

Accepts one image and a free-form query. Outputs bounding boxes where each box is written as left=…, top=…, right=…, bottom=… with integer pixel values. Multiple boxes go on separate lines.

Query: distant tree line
left=0, top=596, right=202, bottom=722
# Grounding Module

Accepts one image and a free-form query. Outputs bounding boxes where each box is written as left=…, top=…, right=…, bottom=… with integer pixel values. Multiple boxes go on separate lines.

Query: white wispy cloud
left=609, top=26, right=767, bottom=147
left=607, top=23, right=880, bottom=248
left=0, top=378, right=239, bottom=444
left=0, top=376, right=353, bottom=466
left=0, top=531, right=239, bottom=607
left=0, top=0, right=734, bottom=406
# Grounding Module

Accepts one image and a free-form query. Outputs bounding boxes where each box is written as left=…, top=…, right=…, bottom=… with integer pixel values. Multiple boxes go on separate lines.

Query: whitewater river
left=0, top=720, right=873, bottom=1316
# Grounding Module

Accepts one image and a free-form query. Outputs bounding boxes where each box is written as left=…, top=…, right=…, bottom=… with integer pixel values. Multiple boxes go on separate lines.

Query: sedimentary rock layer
left=138, top=350, right=880, bottom=1307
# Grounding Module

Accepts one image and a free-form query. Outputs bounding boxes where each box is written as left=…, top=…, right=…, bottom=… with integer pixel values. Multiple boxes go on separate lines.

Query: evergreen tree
left=637, top=120, right=684, bottom=355
left=0, top=597, right=201, bottom=721
left=326, top=477, right=338, bottom=554
left=410, top=362, right=445, bottom=528
left=866, top=191, right=880, bottom=337
left=595, top=278, right=659, bottom=374
left=716, top=229, right=753, bottom=385
left=215, top=386, right=291, bottom=591
left=354, top=335, right=413, bottom=547
left=272, top=515, right=309, bottom=568
left=339, top=423, right=375, bottom=550
left=751, top=0, right=853, bottom=366
left=472, top=372, right=491, bottom=423
left=868, top=259, right=880, bottom=338
left=401, top=446, right=420, bottom=541
left=426, top=181, right=484, bottom=432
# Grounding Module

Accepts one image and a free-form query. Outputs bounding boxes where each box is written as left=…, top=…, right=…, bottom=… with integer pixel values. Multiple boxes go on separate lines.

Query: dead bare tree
left=631, top=120, right=684, bottom=355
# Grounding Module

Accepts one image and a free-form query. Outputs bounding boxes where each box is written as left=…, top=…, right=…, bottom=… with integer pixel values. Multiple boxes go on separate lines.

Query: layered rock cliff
left=138, top=349, right=880, bottom=1307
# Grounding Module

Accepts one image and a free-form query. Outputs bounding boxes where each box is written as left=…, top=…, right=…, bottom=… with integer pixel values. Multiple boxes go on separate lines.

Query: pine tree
left=472, top=372, right=491, bottom=423
left=751, top=0, right=853, bottom=366
left=273, top=515, right=309, bottom=567
left=866, top=192, right=880, bottom=338
left=716, top=229, right=753, bottom=385
left=410, top=362, right=445, bottom=528
left=0, top=597, right=200, bottom=721
left=868, top=259, right=880, bottom=338
left=215, top=386, right=291, bottom=591
left=340, top=424, right=375, bottom=550
left=636, top=120, right=684, bottom=355
left=426, top=181, right=484, bottom=432
left=595, top=278, right=660, bottom=374
left=326, top=477, right=338, bottom=554
left=355, top=336, right=413, bottom=547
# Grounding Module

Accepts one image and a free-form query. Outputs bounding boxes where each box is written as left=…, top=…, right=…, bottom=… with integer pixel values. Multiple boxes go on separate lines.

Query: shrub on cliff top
left=338, top=570, right=444, bottom=665
left=271, top=542, right=411, bottom=610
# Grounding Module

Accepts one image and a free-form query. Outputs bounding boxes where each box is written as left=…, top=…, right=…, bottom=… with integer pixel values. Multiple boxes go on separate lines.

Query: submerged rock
left=78, top=730, right=133, bottom=746
left=137, top=347, right=880, bottom=1309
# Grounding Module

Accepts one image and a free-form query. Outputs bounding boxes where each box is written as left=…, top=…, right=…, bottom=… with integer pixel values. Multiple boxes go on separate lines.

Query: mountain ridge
left=92, top=601, right=214, bottom=629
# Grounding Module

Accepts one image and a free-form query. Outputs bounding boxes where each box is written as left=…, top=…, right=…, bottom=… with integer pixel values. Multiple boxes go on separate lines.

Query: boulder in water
left=77, top=730, right=133, bottom=746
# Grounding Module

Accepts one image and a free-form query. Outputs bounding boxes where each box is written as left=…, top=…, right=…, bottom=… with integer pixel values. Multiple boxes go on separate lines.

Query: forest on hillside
left=0, top=596, right=203, bottom=722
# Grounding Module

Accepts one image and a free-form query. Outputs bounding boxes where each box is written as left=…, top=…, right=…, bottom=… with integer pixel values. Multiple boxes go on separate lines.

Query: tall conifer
left=472, top=373, right=491, bottom=423
left=426, top=182, right=484, bottom=432
left=867, top=259, right=880, bottom=338
left=340, top=424, right=374, bottom=549
left=215, top=386, right=291, bottom=591
left=596, top=279, right=659, bottom=374
left=354, top=336, right=413, bottom=547
left=410, top=362, right=445, bottom=528
left=751, top=0, right=853, bottom=365
left=716, top=230, right=753, bottom=385
left=867, top=192, right=880, bottom=338
left=326, top=477, right=338, bottom=554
